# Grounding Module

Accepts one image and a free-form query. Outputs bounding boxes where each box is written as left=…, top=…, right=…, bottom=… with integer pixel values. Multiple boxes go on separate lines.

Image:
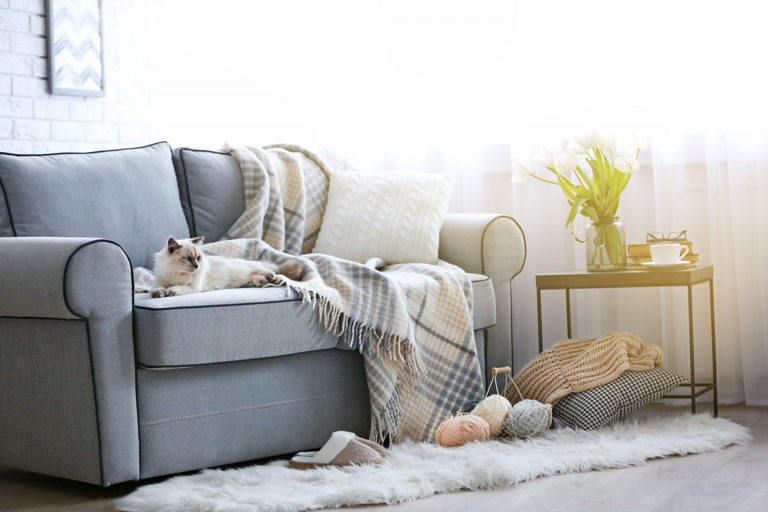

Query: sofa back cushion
left=313, top=170, right=454, bottom=264
left=172, top=148, right=245, bottom=242
left=0, top=142, right=190, bottom=268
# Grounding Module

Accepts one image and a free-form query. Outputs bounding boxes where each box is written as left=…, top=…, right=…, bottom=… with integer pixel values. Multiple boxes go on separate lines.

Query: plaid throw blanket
left=136, top=144, right=484, bottom=442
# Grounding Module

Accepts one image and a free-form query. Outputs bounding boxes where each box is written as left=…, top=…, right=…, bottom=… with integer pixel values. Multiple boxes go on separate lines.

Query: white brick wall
left=0, top=0, right=153, bottom=153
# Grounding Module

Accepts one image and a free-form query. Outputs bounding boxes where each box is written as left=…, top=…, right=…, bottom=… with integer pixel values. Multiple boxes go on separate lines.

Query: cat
left=151, top=236, right=307, bottom=298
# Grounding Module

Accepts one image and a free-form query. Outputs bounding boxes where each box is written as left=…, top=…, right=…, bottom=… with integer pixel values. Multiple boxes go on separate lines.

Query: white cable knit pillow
left=312, top=170, right=454, bottom=264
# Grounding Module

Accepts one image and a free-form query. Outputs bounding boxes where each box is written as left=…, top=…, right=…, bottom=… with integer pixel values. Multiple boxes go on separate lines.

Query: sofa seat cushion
left=470, top=274, right=495, bottom=329
left=134, top=273, right=496, bottom=367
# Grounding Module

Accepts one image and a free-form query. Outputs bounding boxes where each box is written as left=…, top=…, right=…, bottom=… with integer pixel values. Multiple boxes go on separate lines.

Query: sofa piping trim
left=176, top=147, right=229, bottom=156
left=177, top=148, right=200, bottom=237
left=480, top=215, right=527, bottom=372
left=479, top=214, right=527, bottom=281
left=0, top=171, right=17, bottom=236
left=176, top=147, right=239, bottom=238
left=0, top=141, right=173, bottom=239
left=0, top=140, right=170, bottom=158
left=139, top=393, right=336, bottom=426
left=63, top=239, right=135, bottom=318
left=2, top=239, right=135, bottom=484
left=63, top=239, right=137, bottom=486
left=136, top=347, right=349, bottom=370
left=0, top=315, right=84, bottom=322
left=134, top=297, right=300, bottom=312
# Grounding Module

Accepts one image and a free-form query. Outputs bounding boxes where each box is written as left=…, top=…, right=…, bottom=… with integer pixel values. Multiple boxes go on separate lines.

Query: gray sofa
left=0, top=142, right=526, bottom=486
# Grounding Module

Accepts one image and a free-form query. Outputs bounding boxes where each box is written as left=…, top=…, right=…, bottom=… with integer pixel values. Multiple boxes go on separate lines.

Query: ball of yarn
left=501, top=399, right=552, bottom=438
left=471, top=394, right=512, bottom=437
left=435, top=415, right=491, bottom=447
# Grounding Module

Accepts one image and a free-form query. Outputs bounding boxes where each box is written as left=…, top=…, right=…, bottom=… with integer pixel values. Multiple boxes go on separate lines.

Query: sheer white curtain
left=140, top=0, right=768, bottom=403
left=499, top=134, right=768, bottom=406
left=362, top=135, right=768, bottom=405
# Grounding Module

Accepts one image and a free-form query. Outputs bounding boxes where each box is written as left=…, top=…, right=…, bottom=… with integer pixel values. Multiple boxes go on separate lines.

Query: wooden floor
left=1, top=404, right=766, bottom=512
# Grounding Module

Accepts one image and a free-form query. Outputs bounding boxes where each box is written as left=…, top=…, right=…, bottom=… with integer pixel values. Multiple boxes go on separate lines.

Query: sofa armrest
left=439, top=214, right=527, bottom=375
left=0, top=237, right=132, bottom=319
left=439, top=214, right=526, bottom=279
left=0, top=237, right=139, bottom=485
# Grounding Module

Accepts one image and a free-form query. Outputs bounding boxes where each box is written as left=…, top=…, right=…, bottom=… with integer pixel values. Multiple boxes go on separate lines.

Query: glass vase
left=586, top=217, right=627, bottom=272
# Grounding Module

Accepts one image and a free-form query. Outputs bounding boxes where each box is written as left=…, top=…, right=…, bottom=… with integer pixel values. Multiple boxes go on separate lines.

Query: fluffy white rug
left=116, top=414, right=750, bottom=512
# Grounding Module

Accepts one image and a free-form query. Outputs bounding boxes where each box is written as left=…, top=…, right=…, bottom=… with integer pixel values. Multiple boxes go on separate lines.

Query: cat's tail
left=276, top=260, right=307, bottom=281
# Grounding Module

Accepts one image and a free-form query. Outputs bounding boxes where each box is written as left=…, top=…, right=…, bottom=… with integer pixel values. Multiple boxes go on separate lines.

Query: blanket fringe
left=288, top=284, right=426, bottom=374
left=369, top=389, right=404, bottom=444
left=287, top=282, right=427, bottom=442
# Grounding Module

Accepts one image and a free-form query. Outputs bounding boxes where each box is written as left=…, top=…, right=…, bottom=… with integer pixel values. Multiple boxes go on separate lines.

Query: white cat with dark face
left=151, top=237, right=305, bottom=298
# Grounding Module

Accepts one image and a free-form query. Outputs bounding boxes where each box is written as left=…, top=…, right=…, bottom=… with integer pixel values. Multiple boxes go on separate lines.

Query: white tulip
left=511, top=163, right=533, bottom=183
left=573, top=129, right=616, bottom=154
left=615, top=153, right=640, bottom=173
left=633, top=134, right=649, bottom=151
left=567, top=140, right=588, bottom=155
left=554, top=152, right=579, bottom=174
left=573, top=129, right=600, bottom=150
left=533, top=147, right=555, bottom=168
left=596, top=133, right=615, bottom=154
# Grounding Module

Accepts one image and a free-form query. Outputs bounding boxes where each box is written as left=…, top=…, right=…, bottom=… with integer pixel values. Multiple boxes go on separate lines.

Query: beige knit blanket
left=505, top=331, right=663, bottom=405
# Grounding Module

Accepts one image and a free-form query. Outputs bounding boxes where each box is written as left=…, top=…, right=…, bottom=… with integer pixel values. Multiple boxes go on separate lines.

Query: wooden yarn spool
left=491, top=366, right=512, bottom=375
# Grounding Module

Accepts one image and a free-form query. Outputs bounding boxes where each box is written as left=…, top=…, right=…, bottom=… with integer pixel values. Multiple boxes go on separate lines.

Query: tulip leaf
left=556, top=175, right=577, bottom=201
left=576, top=186, right=591, bottom=200
left=565, top=197, right=586, bottom=229
left=574, top=166, right=594, bottom=191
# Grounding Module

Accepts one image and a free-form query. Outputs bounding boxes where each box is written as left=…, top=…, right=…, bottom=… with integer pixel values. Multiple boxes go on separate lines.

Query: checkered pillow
left=553, top=367, right=685, bottom=430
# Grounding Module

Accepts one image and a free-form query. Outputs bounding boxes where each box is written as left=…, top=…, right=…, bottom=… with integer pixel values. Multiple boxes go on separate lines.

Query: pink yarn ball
left=435, top=415, right=491, bottom=447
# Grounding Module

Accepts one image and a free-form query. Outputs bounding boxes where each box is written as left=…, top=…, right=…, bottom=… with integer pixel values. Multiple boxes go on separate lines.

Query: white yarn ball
left=471, top=394, right=512, bottom=436
left=501, top=399, right=552, bottom=438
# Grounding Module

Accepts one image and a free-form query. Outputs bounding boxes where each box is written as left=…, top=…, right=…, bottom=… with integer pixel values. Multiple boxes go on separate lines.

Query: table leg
left=709, top=278, right=718, bottom=417
left=537, top=287, right=543, bottom=354
left=687, top=284, right=696, bottom=414
left=565, top=288, right=572, bottom=339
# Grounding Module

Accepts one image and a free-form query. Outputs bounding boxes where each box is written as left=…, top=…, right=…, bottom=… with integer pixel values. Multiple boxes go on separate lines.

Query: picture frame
left=46, top=0, right=105, bottom=97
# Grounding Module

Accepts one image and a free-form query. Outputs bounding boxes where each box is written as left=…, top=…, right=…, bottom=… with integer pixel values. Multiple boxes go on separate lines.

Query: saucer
left=641, top=261, right=695, bottom=270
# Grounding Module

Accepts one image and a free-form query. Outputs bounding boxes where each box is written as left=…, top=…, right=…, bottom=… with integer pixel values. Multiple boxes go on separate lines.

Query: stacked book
left=627, top=242, right=698, bottom=269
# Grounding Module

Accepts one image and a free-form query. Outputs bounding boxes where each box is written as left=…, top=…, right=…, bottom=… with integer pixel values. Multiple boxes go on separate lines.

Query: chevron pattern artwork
left=47, top=0, right=104, bottom=96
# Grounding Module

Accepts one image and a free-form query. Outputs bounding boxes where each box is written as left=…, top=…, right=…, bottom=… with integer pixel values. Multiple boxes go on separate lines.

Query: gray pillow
left=172, top=148, right=245, bottom=242
left=553, top=367, right=686, bottom=430
left=0, top=142, right=190, bottom=268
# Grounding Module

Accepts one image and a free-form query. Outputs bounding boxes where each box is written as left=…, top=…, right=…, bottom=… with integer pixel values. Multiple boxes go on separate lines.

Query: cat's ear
left=167, top=237, right=180, bottom=253
left=191, top=236, right=205, bottom=245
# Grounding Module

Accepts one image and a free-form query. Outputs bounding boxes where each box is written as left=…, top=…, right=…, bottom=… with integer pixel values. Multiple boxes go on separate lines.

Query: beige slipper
left=294, top=432, right=390, bottom=459
left=289, top=431, right=384, bottom=470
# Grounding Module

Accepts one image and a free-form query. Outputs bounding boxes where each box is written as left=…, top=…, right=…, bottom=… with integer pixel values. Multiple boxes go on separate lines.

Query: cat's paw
left=248, top=272, right=277, bottom=288
left=248, top=275, right=269, bottom=287
left=151, top=288, right=177, bottom=298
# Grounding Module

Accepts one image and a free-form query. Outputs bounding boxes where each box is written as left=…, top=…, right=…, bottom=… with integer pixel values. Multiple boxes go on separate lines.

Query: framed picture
left=46, top=0, right=105, bottom=97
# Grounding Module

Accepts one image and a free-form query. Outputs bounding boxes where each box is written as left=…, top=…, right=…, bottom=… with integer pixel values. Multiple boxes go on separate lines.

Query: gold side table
left=535, top=265, right=718, bottom=416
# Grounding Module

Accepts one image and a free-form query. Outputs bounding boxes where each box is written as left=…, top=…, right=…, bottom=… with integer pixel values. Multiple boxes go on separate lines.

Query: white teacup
left=650, top=244, right=689, bottom=265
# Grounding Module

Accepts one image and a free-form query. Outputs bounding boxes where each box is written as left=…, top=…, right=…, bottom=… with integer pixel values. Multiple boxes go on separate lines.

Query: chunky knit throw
left=505, top=331, right=663, bottom=405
